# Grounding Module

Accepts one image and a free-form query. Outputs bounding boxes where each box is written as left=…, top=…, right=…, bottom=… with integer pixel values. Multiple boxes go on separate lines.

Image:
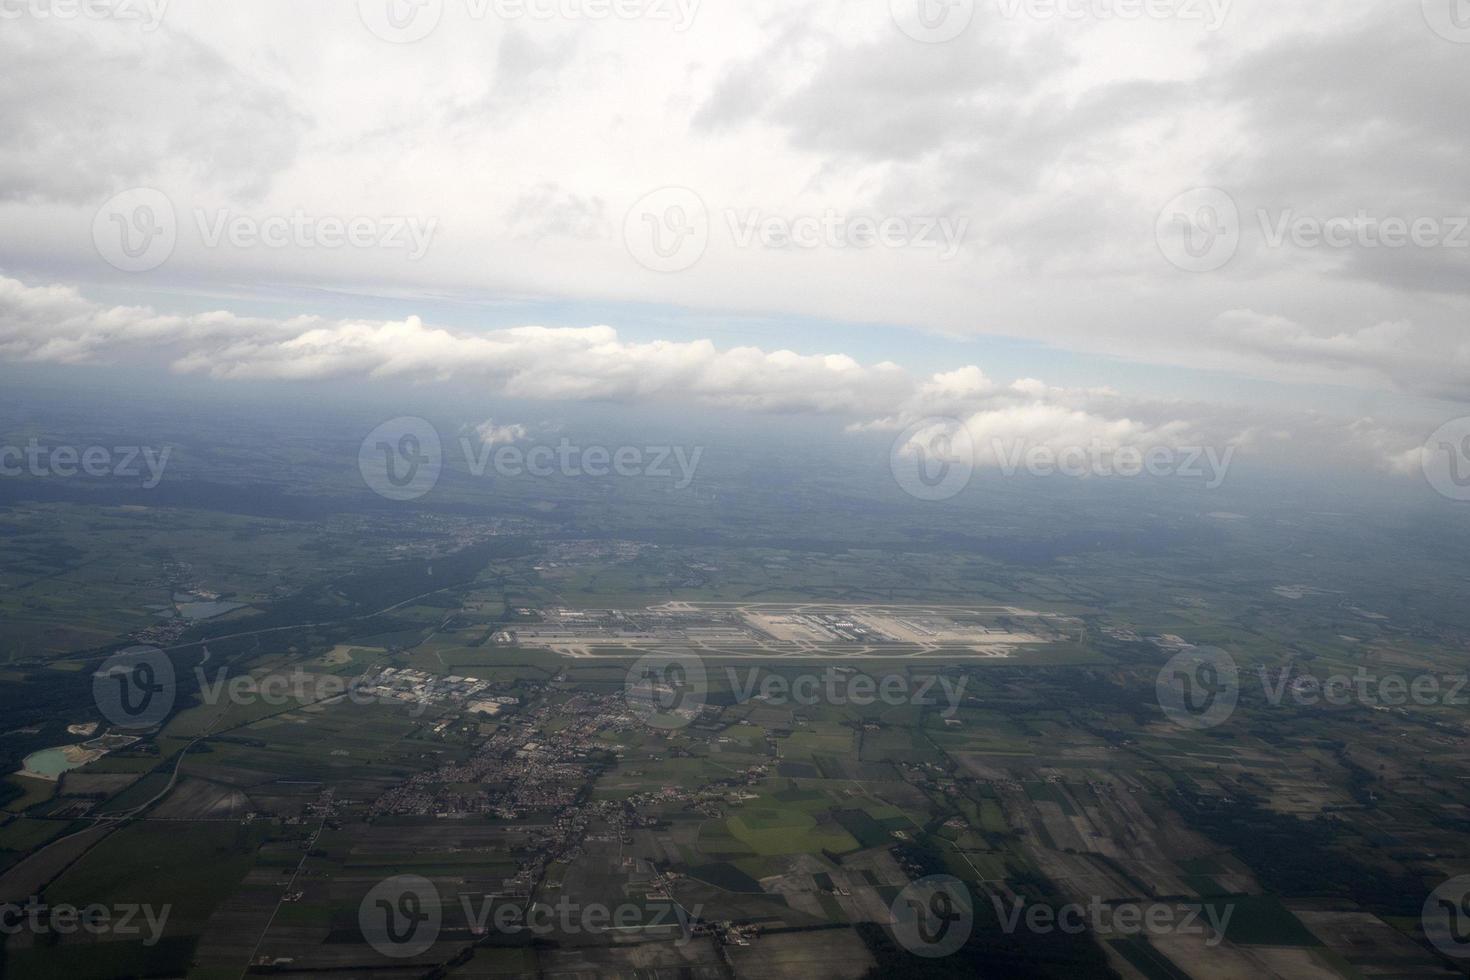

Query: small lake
left=176, top=600, right=248, bottom=620
left=19, top=745, right=86, bottom=779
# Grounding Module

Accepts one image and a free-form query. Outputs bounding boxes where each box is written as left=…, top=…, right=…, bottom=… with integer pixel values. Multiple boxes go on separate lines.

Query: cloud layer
left=0, top=0, right=1466, bottom=406
left=0, top=275, right=1426, bottom=476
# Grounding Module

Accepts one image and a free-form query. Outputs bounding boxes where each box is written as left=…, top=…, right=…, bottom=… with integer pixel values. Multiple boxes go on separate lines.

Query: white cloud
left=0, top=274, right=909, bottom=413
left=0, top=20, right=305, bottom=205
left=472, top=419, right=530, bottom=446
left=0, top=275, right=1433, bottom=477
left=0, top=0, right=1465, bottom=411
left=1211, top=309, right=1470, bottom=400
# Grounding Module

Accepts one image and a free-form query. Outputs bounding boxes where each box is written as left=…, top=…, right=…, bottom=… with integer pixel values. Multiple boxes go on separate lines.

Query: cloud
left=472, top=419, right=530, bottom=446
left=0, top=274, right=908, bottom=413
left=855, top=367, right=1225, bottom=471
left=1212, top=309, right=1470, bottom=401
left=0, top=275, right=303, bottom=364
left=505, top=184, right=610, bottom=241
left=0, top=0, right=1465, bottom=414
left=0, top=275, right=1432, bottom=477
left=0, top=20, right=306, bottom=205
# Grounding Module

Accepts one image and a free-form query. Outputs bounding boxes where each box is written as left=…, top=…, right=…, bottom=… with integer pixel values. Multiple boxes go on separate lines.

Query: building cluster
left=355, top=677, right=810, bottom=956
left=356, top=667, right=502, bottom=708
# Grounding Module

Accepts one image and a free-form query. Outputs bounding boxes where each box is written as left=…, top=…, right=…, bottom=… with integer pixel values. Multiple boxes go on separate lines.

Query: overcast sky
left=1, top=0, right=1467, bottom=484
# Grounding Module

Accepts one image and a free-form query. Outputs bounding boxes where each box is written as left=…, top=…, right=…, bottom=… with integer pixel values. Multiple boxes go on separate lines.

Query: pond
left=176, top=600, right=248, bottom=620
left=18, top=745, right=89, bottom=780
